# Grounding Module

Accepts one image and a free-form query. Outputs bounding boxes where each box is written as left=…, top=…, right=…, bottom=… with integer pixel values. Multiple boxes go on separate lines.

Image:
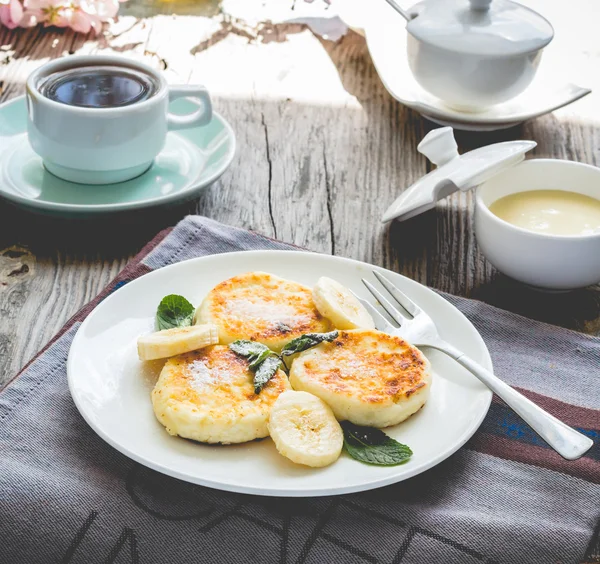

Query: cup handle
left=167, top=85, right=212, bottom=131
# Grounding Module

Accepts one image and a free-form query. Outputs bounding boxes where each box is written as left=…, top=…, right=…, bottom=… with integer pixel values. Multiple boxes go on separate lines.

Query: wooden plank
left=0, top=1, right=599, bottom=390
left=0, top=7, right=598, bottom=561
left=0, top=21, right=156, bottom=382
left=0, top=13, right=207, bottom=382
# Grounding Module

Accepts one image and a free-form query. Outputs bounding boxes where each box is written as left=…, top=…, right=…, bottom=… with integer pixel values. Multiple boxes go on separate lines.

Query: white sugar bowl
left=475, top=160, right=600, bottom=290
left=382, top=128, right=600, bottom=291
left=386, top=0, right=554, bottom=110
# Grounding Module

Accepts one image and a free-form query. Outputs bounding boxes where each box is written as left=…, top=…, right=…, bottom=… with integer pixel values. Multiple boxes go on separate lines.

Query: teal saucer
left=0, top=96, right=236, bottom=216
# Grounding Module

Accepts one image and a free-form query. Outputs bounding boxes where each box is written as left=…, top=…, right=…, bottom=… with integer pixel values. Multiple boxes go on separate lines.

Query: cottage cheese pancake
left=152, top=345, right=291, bottom=444
left=196, top=272, right=331, bottom=352
left=289, top=329, right=431, bottom=428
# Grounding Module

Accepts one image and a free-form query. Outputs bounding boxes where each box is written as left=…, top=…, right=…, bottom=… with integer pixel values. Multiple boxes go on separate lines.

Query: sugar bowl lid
left=382, top=127, right=536, bottom=223
left=405, top=0, right=554, bottom=56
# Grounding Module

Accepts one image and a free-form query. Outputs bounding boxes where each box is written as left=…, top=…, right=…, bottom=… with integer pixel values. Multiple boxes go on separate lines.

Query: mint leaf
left=156, top=294, right=195, bottom=331
left=229, top=340, right=270, bottom=360
left=253, top=355, right=283, bottom=394
left=229, top=340, right=282, bottom=394
left=280, top=330, right=339, bottom=357
left=248, top=348, right=272, bottom=370
left=341, top=421, right=412, bottom=466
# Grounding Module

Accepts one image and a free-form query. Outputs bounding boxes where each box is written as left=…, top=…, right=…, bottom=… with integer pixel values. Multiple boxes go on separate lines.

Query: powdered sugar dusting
left=186, top=360, right=236, bottom=390
left=186, top=360, right=213, bottom=390
left=227, top=298, right=311, bottom=325
left=323, top=357, right=378, bottom=380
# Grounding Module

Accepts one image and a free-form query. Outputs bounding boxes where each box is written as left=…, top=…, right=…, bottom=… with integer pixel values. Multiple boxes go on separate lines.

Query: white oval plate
left=67, top=251, right=492, bottom=497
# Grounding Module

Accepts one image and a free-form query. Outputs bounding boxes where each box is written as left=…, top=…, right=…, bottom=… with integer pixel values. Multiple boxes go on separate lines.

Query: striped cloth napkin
left=1, top=215, right=598, bottom=564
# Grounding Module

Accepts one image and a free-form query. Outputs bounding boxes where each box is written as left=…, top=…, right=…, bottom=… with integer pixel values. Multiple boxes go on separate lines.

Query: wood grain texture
left=0, top=3, right=598, bottom=559
left=0, top=1, right=598, bottom=389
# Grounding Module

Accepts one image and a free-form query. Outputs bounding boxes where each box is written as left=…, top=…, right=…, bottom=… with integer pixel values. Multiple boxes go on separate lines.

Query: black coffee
left=39, top=65, right=158, bottom=108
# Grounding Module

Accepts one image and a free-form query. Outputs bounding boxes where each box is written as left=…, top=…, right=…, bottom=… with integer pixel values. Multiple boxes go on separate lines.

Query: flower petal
left=70, top=9, right=90, bottom=32
left=20, top=8, right=41, bottom=25
left=81, top=0, right=118, bottom=19
left=0, top=0, right=23, bottom=27
left=9, top=0, right=23, bottom=22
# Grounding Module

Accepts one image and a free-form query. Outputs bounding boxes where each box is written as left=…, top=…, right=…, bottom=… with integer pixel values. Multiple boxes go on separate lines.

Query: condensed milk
left=489, top=190, right=600, bottom=236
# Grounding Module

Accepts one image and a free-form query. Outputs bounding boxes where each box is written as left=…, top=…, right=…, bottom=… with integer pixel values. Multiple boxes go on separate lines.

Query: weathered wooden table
left=0, top=0, right=598, bottom=384
left=0, top=1, right=598, bottom=560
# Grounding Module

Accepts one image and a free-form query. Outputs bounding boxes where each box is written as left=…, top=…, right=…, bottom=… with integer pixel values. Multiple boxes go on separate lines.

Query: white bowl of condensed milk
left=381, top=127, right=600, bottom=291
left=475, top=159, right=600, bottom=290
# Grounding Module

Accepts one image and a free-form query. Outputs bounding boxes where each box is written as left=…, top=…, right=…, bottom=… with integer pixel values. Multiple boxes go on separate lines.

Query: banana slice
left=137, top=324, right=219, bottom=361
left=268, top=390, right=343, bottom=468
left=312, top=277, right=375, bottom=330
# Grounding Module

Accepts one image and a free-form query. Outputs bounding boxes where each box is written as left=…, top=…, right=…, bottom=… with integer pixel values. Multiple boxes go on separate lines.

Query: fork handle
left=437, top=342, right=593, bottom=460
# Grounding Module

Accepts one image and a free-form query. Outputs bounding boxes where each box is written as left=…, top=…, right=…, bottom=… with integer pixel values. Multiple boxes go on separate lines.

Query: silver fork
left=361, top=271, right=593, bottom=461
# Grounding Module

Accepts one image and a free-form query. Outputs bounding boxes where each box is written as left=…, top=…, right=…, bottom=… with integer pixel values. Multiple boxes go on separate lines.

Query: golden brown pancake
left=289, top=329, right=431, bottom=427
left=152, top=345, right=291, bottom=444
left=195, top=272, right=331, bottom=352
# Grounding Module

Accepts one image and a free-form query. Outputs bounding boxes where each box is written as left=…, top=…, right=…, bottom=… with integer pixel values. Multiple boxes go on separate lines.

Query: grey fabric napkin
left=1, top=215, right=598, bottom=564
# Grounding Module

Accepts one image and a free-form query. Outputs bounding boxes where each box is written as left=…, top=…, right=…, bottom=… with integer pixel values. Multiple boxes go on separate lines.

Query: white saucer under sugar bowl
left=385, top=0, right=554, bottom=110
left=382, top=127, right=600, bottom=291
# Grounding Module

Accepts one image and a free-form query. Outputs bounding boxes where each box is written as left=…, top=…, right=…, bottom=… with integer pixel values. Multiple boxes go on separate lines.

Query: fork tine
left=356, top=296, right=394, bottom=331
left=372, top=271, right=422, bottom=317
left=362, top=279, right=407, bottom=326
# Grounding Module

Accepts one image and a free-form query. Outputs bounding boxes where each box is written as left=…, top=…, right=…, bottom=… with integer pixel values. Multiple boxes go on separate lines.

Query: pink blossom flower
left=63, top=0, right=103, bottom=34
left=19, top=0, right=124, bottom=31
left=0, top=0, right=24, bottom=29
left=22, top=0, right=69, bottom=27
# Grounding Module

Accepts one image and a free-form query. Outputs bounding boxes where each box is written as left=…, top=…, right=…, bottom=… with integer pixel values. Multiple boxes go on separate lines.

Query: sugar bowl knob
left=469, top=0, right=492, bottom=11
left=417, top=127, right=459, bottom=167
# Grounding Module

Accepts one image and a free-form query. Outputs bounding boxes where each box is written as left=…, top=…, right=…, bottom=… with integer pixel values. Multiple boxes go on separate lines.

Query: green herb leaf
left=156, top=294, right=195, bottom=331
left=248, top=348, right=272, bottom=370
left=229, top=340, right=282, bottom=394
left=341, top=421, right=412, bottom=466
left=253, top=355, right=283, bottom=394
left=280, top=330, right=339, bottom=357
left=229, top=340, right=270, bottom=360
